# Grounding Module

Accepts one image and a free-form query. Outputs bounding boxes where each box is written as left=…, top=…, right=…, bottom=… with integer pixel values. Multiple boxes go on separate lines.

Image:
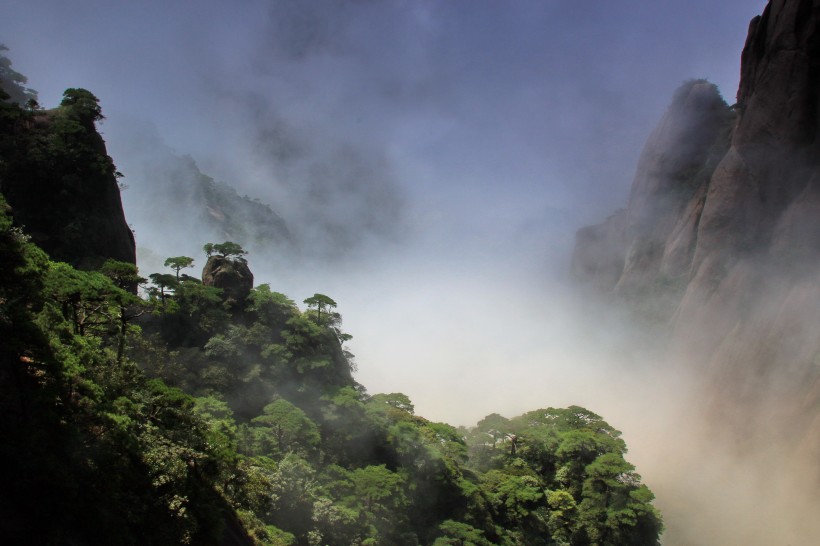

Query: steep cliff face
left=675, top=0, right=820, bottom=406
left=0, top=89, right=135, bottom=269
left=574, top=0, right=820, bottom=441
left=573, top=80, right=734, bottom=321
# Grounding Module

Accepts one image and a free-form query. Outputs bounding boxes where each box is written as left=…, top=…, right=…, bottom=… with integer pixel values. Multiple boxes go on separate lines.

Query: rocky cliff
left=574, top=0, right=820, bottom=451
left=0, top=88, right=135, bottom=269
left=573, top=79, right=735, bottom=322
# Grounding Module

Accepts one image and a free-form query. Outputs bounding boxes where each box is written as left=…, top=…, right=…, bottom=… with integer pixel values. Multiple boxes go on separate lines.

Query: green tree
left=482, top=470, right=544, bottom=524
left=248, top=398, right=321, bottom=458
left=432, top=520, right=492, bottom=546
left=370, top=392, right=415, bottom=414
left=148, top=272, right=178, bottom=308
left=99, top=259, right=146, bottom=362
left=348, top=464, right=406, bottom=516
left=267, top=454, right=318, bottom=539
left=60, top=88, right=104, bottom=122
left=576, top=453, right=662, bottom=545
left=164, top=256, right=194, bottom=281
left=42, top=262, right=120, bottom=337
left=247, top=284, right=298, bottom=328
left=303, top=293, right=337, bottom=325
left=545, top=489, right=580, bottom=544
left=0, top=44, right=37, bottom=104
left=203, top=241, right=247, bottom=259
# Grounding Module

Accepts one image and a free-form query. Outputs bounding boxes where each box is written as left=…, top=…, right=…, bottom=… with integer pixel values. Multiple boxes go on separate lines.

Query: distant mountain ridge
left=113, top=128, right=291, bottom=262
left=573, top=0, right=820, bottom=459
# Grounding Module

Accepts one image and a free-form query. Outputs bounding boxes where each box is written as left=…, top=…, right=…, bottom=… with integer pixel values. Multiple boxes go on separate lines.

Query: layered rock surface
left=574, top=0, right=820, bottom=446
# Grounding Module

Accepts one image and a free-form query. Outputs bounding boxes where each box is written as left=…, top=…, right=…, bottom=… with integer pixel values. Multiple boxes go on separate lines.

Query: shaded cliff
left=0, top=88, right=135, bottom=269
left=574, top=0, right=820, bottom=448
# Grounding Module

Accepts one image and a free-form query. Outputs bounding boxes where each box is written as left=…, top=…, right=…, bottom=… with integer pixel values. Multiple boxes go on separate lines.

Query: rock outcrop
left=574, top=0, right=820, bottom=448
left=202, top=255, right=254, bottom=308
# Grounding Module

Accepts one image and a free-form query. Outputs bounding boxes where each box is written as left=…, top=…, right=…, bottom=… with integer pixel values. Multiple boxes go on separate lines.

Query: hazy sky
left=1, top=0, right=768, bottom=422
left=4, top=0, right=765, bottom=226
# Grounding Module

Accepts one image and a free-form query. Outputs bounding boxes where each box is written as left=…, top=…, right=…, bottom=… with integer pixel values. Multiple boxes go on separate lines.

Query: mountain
left=573, top=0, right=820, bottom=462
left=111, top=125, right=291, bottom=266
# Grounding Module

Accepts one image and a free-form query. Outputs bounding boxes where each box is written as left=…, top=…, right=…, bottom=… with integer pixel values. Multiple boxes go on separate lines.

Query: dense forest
left=0, top=49, right=662, bottom=545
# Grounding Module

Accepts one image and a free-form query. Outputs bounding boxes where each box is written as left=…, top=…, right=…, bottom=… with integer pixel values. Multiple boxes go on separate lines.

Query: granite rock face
left=574, top=0, right=820, bottom=444
left=572, top=80, right=734, bottom=318
left=674, top=0, right=820, bottom=375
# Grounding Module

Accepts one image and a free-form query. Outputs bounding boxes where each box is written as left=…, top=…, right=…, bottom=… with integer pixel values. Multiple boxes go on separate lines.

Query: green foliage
left=462, top=406, right=663, bottom=545
left=164, top=255, right=195, bottom=280
left=302, top=292, right=337, bottom=325
left=0, top=202, right=240, bottom=543
left=60, top=87, right=104, bottom=122
left=433, top=519, right=493, bottom=546
left=248, top=284, right=298, bottom=325
left=0, top=44, right=38, bottom=104
left=370, top=392, right=415, bottom=414
left=204, top=240, right=247, bottom=259
left=245, top=398, right=321, bottom=458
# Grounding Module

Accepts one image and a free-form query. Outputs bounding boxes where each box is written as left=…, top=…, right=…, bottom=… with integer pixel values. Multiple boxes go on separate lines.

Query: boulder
left=201, top=256, right=254, bottom=308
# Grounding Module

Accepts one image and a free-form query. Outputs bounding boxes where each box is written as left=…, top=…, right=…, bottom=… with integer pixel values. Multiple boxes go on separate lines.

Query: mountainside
left=574, top=0, right=820, bottom=457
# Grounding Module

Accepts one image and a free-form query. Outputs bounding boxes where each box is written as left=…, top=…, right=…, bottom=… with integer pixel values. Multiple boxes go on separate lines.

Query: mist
left=5, top=0, right=811, bottom=544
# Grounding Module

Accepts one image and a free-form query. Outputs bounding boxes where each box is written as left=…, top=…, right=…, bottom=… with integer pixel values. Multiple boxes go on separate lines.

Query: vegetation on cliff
left=0, top=58, right=135, bottom=268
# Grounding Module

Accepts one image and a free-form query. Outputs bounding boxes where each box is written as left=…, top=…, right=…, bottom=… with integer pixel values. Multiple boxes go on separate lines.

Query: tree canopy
left=164, top=255, right=194, bottom=280
left=303, top=293, right=337, bottom=325
left=203, top=241, right=247, bottom=259
left=0, top=44, right=37, bottom=104
left=60, top=87, right=104, bottom=122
